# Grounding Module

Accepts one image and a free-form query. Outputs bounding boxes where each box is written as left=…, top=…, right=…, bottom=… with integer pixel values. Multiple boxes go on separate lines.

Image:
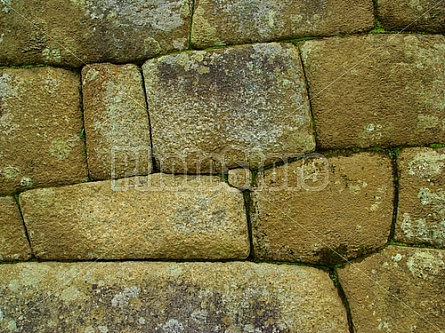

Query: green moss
left=430, top=143, right=445, bottom=149
left=0, top=64, right=46, bottom=70
left=370, top=20, right=386, bottom=34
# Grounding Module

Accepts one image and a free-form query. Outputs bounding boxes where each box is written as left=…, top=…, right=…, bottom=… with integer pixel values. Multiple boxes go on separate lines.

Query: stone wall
left=1, top=1, right=445, bottom=332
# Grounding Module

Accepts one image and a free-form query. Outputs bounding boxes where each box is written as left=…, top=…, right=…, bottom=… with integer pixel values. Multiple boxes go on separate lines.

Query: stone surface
left=192, top=0, right=374, bottom=48
left=0, top=196, right=31, bottom=261
left=0, top=261, right=349, bottom=332
left=228, top=168, right=252, bottom=190
left=143, top=43, right=315, bottom=173
left=19, top=174, right=249, bottom=260
left=378, top=0, right=445, bottom=33
left=339, top=246, right=445, bottom=333
left=0, top=67, right=88, bottom=195
left=0, top=0, right=191, bottom=67
left=300, top=34, right=445, bottom=149
left=82, top=63, right=152, bottom=180
left=251, top=152, right=394, bottom=265
left=395, top=147, right=445, bottom=247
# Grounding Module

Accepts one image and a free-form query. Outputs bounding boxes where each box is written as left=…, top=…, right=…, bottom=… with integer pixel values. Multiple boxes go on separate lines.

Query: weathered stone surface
left=82, top=63, right=152, bottom=180
left=0, top=0, right=191, bottom=67
left=19, top=174, right=249, bottom=260
left=0, top=196, right=31, bottom=261
left=378, top=0, right=445, bottom=33
left=395, top=147, right=445, bottom=247
left=228, top=168, right=252, bottom=190
left=339, top=246, right=445, bottom=333
left=192, top=0, right=374, bottom=48
left=0, top=67, right=87, bottom=195
left=251, top=152, right=394, bottom=265
left=300, top=34, right=445, bottom=149
left=0, top=261, right=349, bottom=332
left=143, top=43, right=315, bottom=173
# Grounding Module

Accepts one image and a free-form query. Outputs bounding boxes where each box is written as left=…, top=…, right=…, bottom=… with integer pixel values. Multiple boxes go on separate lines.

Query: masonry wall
left=1, top=1, right=445, bottom=332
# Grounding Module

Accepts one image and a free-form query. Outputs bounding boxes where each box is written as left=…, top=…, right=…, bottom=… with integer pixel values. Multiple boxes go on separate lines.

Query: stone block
left=338, top=246, right=445, bottom=332
left=0, top=261, right=349, bottom=332
left=228, top=168, right=252, bottom=190
left=300, top=34, right=445, bottom=149
left=82, top=63, right=152, bottom=180
left=251, top=152, right=394, bottom=265
left=143, top=43, right=315, bottom=173
left=0, top=67, right=88, bottom=195
left=395, top=147, right=445, bottom=247
left=19, top=174, right=249, bottom=260
left=0, top=196, right=31, bottom=261
left=192, top=0, right=374, bottom=48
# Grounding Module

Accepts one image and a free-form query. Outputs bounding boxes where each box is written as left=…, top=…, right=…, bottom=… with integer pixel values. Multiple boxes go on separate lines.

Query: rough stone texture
left=251, top=152, right=394, bottom=265
left=82, top=63, right=152, bottom=180
left=0, top=261, right=349, bottom=332
left=395, top=147, right=445, bottom=247
left=339, top=246, right=445, bottom=333
left=19, top=174, right=249, bottom=260
left=192, top=0, right=374, bottom=48
left=300, top=34, right=445, bottom=149
left=0, top=67, right=88, bottom=195
left=0, top=196, right=31, bottom=261
left=228, top=168, right=252, bottom=190
left=378, top=0, right=445, bottom=33
left=0, top=0, right=191, bottom=67
left=143, top=43, right=315, bottom=173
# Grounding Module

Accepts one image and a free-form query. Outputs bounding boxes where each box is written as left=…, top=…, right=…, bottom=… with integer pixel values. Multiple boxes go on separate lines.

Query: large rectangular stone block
left=0, top=0, right=191, bottom=67
left=192, top=0, right=374, bottom=48
left=19, top=174, right=249, bottom=260
left=0, top=67, right=88, bottom=195
left=143, top=43, right=315, bottom=173
left=0, top=261, right=349, bottom=332
left=300, top=34, right=445, bottom=149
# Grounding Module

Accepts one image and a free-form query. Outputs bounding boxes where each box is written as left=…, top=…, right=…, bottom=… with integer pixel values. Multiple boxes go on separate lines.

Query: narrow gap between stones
left=188, top=0, right=196, bottom=50
left=330, top=268, right=355, bottom=333
left=388, top=148, right=400, bottom=241
left=77, top=69, right=93, bottom=182
left=243, top=190, right=255, bottom=261
left=13, top=194, right=36, bottom=260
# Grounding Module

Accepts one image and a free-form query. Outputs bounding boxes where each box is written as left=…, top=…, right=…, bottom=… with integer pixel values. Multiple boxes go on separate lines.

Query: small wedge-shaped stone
left=82, top=64, right=152, bottom=180
left=0, top=0, right=191, bottom=67
left=300, top=34, right=445, bottom=149
left=0, top=196, right=31, bottom=261
left=192, top=0, right=374, bottom=48
left=143, top=43, right=315, bottom=173
left=339, top=246, right=445, bottom=333
left=378, top=0, right=445, bottom=33
left=0, top=67, right=87, bottom=195
left=251, top=152, right=394, bottom=265
left=19, top=174, right=249, bottom=260
left=396, top=147, right=445, bottom=247
left=0, top=261, right=349, bottom=332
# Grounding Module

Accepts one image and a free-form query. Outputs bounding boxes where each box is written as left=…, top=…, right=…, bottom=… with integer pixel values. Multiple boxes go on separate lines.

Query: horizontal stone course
left=19, top=174, right=249, bottom=260
left=0, top=261, right=349, bottom=332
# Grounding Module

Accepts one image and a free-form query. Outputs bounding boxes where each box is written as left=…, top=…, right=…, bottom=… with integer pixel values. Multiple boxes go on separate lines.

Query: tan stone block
left=395, top=147, right=445, bottom=247
left=300, top=34, right=445, bottom=149
left=19, top=174, right=249, bottom=260
left=0, top=0, right=191, bottom=67
left=143, top=43, right=315, bottom=174
left=82, top=63, right=152, bottom=180
left=378, top=0, right=445, bottom=33
left=251, top=152, right=394, bottom=265
left=228, top=168, right=252, bottom=190
left=0, top=196, right=31, bottom=261
left=0, top=261, right=349, bottom=332
left=192, top=0, right=374, bottom=48
left=0, top=67, right=88, bottom=195
left=338, top=246, right=445, bottom=333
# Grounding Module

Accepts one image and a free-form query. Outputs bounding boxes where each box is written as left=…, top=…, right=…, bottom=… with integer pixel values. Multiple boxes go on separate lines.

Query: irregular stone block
left=0, top=67, right=88, bottom=195
left=251, top=152, right=394, bottom=265
left=0, top=261, right=349, bottom=332
left=0, top=0, right=191, bottom=67
left=300, top=34, right=445, bottom=149
left=395, top=147, right=445, bottom=247
left=339, top=246, right=445, bottom=333
left=0, top=196, right=31, bottom=261
left=19, top=174, right=249, bottom=260
left=378, top=0, right=445, bottom=33
left=192, top=0, right=374, bottom=48
left=143, top=43, right=315, bottom=173
left=82, top=63, right=152, bottom=180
